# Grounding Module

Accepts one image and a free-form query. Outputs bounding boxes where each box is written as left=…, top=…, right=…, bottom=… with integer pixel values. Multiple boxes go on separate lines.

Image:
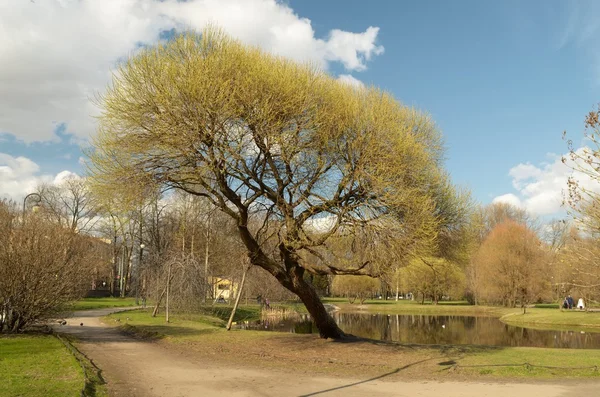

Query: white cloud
left=0, top=0, right=384, bottom=143
left=324, top=27, right=384, bottom=71
left=0, top=153, right=76, bottom=200
left=492, top=193, right=522, bottom=209
left=53, top=170, right=81, bottom=184
left=508, top=162, right=543, bottom=190
left=337, top=74, right=365, bottom=88
left=304, top=215, right=336, bottom=233
left=493, top=147, right=600, bottom=216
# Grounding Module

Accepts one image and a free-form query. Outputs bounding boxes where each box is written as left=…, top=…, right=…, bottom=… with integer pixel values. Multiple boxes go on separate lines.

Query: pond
left=236, top=312, right=600, bottom=349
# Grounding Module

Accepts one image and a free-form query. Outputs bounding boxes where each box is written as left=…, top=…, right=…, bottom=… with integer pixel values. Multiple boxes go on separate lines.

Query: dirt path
left=55, top=308, right=599, bottom=397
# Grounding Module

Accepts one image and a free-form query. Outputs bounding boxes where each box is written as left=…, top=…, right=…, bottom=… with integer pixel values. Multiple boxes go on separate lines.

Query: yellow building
left=210, top=276, right=239, bottom=302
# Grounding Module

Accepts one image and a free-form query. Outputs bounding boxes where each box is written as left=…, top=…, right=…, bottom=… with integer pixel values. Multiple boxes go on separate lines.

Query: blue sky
left=1, top=0, right=599, bottom=217
left=293, top=0, right=599, bottom=213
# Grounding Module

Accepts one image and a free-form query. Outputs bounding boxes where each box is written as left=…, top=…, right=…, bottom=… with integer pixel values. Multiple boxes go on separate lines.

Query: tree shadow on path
left=297, top=357, right=437, bottom=397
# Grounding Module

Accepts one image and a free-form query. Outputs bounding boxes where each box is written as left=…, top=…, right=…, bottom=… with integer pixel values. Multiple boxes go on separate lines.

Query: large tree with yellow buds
left=89, top=27, right=468, bottom=339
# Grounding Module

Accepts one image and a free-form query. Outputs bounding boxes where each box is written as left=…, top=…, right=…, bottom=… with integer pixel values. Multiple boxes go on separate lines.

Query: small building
left=209, top=276, right=239, bottom=301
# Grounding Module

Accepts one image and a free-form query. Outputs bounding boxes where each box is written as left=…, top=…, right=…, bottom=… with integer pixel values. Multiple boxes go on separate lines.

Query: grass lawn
left=104, top=307, right=600, bottom=380
left=105, top=306, right=283, bottom=339
left=69, top=297, right=138, bottom=311
left=0, top=335, right=84, bottom=397
left=107, top=304, right=263, bottom=341
left=454, top=346, right=600, bottom=377
left=501, top=308, right=600, bottom=330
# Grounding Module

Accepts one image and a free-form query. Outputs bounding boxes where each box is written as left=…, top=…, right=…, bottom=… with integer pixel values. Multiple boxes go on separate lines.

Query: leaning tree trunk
left=165, top=262, right=172, bottom=323
left=237, top=225, right=346, bottom=339
left=152, top=286, right=166, bottom=317
left=287, top=266, right=346, bottom=339
left=226, top=264, right=249, bottom=331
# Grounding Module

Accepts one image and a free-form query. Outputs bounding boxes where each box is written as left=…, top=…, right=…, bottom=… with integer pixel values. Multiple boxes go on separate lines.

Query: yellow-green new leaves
left=89, top=26, right=461, bottom=276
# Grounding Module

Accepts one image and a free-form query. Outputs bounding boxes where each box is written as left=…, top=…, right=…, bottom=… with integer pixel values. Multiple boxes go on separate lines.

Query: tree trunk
left=136, top=212, right=143, bottom=306
left=125, top=256, right=133, bottom=296
left=166, top=263, right=172, bottom=323
left=111, top=230, right=118, bottom=297
left=120, top=248, right=127, bottom=298
left=203, top=226, right=210, bottom=304
left=226, top=265, right=248, bottom=331
left=152, top=286, right=166, bottom=317
left=288, top=267, right=345, bottom=339
left=110, top=268, right=116, bottom=297
left=381, top=281, right=388, bottom=300
left=152, top=268, right=174, bottom=318
left=236, top=224, right=345, bottom=339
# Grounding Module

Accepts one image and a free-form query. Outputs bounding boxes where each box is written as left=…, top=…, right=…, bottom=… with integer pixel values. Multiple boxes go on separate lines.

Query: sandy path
left=55, top=308, right=598, bottom=397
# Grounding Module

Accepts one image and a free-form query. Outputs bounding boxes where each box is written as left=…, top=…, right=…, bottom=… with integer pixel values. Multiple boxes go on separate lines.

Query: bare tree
left=94, top=197, right=145, bottom=297
left=0, top=200, right=93, bottom=333
left=37, top=175, right=98, bottom=232
left=555, top=227, right=600, bottom=303
left=561, top=104, right=600, bottom=300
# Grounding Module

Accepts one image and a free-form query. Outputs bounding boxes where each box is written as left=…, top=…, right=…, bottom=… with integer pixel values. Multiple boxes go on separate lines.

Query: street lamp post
left=22, top=193, right=42, bottom=224
left=136, top=243, right=145, bottom=306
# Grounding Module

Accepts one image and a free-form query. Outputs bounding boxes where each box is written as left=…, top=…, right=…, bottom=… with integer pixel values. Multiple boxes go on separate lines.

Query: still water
left=237, top=312, right=600, bottom=349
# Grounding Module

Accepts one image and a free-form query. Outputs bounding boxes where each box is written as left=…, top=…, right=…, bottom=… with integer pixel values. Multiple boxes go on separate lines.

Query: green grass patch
left=54, top=334, right=108, bottom=397
left=104, top=305, right=263, bottom=340
left=501, top=308, right=600, bottom=330
left=0, top=334, right=85, bottom=397
left=69, top=297, right=138, bottom=311
left=104, top=307, right=272, bottom=344
left=104, top=302, right=303, bottom=341
left=534, top=303, right=560, bottom=309
left=453, top=346, right=600, bottom=378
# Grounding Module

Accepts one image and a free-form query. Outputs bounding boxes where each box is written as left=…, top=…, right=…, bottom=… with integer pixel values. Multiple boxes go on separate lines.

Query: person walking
left=567, top=295, right=574, bottom=309
left=577, top=298, right=585, bottom=310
